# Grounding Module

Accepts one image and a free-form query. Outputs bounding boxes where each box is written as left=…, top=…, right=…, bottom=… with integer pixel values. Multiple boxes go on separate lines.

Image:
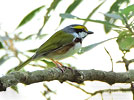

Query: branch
left=0, top=68, right=134, bottom=91
left=67, top=82, right=132, bottom=100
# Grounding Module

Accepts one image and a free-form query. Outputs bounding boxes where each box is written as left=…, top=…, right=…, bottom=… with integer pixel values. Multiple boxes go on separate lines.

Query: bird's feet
left=51, top=59, right=73, bottom=73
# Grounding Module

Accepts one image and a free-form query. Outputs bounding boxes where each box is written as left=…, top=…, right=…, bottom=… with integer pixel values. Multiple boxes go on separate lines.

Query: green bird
left=14, top=24, right=93, bottom=71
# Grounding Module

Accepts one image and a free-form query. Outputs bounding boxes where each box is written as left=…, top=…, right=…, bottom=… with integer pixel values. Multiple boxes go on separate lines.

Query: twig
left=104, top=47, right=114, bottom=71
left=121, top=14, right=134, bottom=34
left=67, top=82, right=131, bottom=100
left=66, top=82, right=92, bottom=95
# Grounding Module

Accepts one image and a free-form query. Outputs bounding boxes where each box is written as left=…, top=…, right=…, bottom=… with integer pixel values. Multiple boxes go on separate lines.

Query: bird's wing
left=33, top=31, right=74, bottom=59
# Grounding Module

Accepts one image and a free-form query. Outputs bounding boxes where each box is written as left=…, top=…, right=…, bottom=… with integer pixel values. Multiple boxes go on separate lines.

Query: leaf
left=14, top=34, right=38, bottom=41
left=60, top=0, right=82, bottom=24
left=117, top=33, right=134, bottom=51
left=0, top=54, right=9, bottom=65
left=60, top=13, right=78, bottom=19
left=121, top=4, right=134, bottom=16
left=41, top=60, right=56, bottom=67
left=83, top=1, right=105, bottom=25
left=38, top=34, right=48, bottom=39
left=11, top=85, right=19, bottom=93
left=60, top=13, right=120, bottom=28
left=27, top=48, right=37, bottom=52
left=23, top=34, right=34, bottom=40
left=16, top=5, right=45, bottom=29
left=37, top=0, right=61, bottom=36
left=120, top=4, right=134, bottom=20
left=44, top=0, right=61, bottom=24
left=47, top=0, right=61, bottom=14
left=104, top=0, right=130, bottom=33
left=78, top=37, right=116, bottom=54
left=0, top=42, right=3, bottom=49
left=103, top=13, right=123, bottom=20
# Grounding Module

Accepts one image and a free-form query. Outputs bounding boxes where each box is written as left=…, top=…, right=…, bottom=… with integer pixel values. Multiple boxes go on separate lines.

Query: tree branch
left=0, top=68, right=133, bottom=91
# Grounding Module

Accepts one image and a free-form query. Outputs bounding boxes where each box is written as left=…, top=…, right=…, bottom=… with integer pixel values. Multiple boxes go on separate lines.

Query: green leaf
left=47, top=0, right=61, bottom=14
left=103, top=13, right=123, bottom=20
left=65, top=0, right=82, bottom=13
left=38, top=34, right=48, bottom=39
left=104, top=0, right=130, bottom=33
left=44, top=0, right=61, bottom=24
left=11, top=85, right=19, bottom=93
left=60, top=13, right=78, bottom=19
left=83, top=1, right=105, bottom=25
left=121, top=4, right=134, bottom=17
left=104, top=19, right=114, bottom=33
left=0, top=54, right=9, bottom=65
left=16, top=5, right=45, bottom=29
left=27, top=48, right=37, bottom=52
left=41, top=60, right=56, bottom=67
left=37, top=0, right=61, bottom=36
left=0, top=42, right=3, bottom=49
left=60, top=0, right=82, bottom=24
left=60, top=13, right=120, bottom=28
left=109, top=0, right=130, bottom=13
left=23, top=34, right=34, bottom=40
left=78, top=37, right=116, bottom=54
left=117, top=33, right=134, bottom=51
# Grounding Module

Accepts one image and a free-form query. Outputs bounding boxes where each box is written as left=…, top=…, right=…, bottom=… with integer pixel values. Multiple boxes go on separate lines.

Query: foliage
left=59, top=0, right=82, bottom=24
left=60, top=4, right=134, bottom=52
left=16, top=5, right=45, bottom=29
left=104, top=0, right=130, bottom=33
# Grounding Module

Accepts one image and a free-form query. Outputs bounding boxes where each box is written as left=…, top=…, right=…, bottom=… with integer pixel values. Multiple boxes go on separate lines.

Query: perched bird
left=14, top=24, right=93, bottom=71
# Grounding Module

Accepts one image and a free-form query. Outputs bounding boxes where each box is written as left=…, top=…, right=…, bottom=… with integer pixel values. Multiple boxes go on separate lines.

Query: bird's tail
left=14, top=57, right=33, bottom=71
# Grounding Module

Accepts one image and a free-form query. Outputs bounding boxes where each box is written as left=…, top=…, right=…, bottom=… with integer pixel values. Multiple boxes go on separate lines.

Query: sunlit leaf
left=83, top=1, right=105, bottom=25
left=78, top=37, right=116, bottom=54
left=60, top=0, right=82, bottom=24
left=16, top=5, right=45, bottom=29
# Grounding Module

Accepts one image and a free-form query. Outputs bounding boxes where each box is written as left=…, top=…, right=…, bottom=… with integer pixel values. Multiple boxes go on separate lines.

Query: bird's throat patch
left=79, top=32, right=88, bottom=38
left=74, top=38, right=82, bottom=43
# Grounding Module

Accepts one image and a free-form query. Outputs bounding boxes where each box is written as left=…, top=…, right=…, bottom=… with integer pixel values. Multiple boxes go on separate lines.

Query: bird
left=14, top=24, right=93, bottom=71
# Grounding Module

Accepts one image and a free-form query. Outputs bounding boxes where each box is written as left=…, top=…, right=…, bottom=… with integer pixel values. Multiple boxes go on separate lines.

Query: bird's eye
left=75, top=28, right=85, bottom=33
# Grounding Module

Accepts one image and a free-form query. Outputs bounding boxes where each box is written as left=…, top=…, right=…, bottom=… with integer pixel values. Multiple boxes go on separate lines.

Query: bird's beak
left=87, top=31, right=94, bottom=34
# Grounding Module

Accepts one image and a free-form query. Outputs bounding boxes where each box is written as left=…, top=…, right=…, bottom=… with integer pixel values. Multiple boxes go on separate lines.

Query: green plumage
left=14, top=24, right=93, bottom=71
left=34, top=30, right=74, bottom=59
left=14, top=30, right=74, bottom=71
